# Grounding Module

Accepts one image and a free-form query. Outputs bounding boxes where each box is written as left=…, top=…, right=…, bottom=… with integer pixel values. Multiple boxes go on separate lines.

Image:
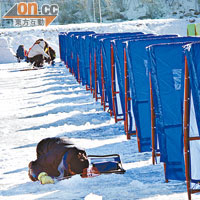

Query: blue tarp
left=111, top=35, right=178, bottom=135
left=97, top=33, right=146, bottom=111
left=60, top=32, right=144, bottom=89
left=99, top=35, right=155, bottom=128
left=79, top=33, right=96, bottom=87
left=68, top=32, right=95, bottom=82
left=147, top=39, right=200, bottom=181
left=78, top=34, right=95, bottom=85
left=66, top=33, right=140, bottom=90
left=184, top=42, right=200, bottom=188
left=89, top=33, right=144, bottom=96
left=59, top=32, right=67, bottom=63
left=125, top=36, right=200, bottom=154
left=59, top=32, right=95, bottom=79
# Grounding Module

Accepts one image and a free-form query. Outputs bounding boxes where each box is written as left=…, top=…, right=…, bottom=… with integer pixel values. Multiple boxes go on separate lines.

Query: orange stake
left=149, top=72, right=156, bottom=165
left=124, top=48, right=130, bottom=139
left=101, top=48, right=105, bottom=108
left=77, top=55, right=81, bottom=83
left=94, top=51, right=98, bottom=101
left=164, top=163, right=169, bottom=183
left=111, top=44, right=117, bottom=122
left=90, top=53, right=93, bottom=93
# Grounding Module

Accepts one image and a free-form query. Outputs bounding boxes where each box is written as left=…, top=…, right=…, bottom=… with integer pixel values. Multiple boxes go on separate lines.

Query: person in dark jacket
left=49, top=46, right=56, bottom=63
left=16, top=45, right=25, bottom=62
left=28, top=137, right=89, bottom=184
left=44, top=46, right=56, bottom=65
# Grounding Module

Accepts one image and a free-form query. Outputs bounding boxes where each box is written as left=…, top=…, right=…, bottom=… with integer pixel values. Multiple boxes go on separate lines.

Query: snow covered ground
left=1, top=19, right=200, bottom=200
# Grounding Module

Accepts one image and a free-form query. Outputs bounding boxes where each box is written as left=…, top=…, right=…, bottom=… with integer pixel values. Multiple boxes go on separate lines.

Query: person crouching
left=28, top=137, right=89, bottom=184
left=16, top=45, right=25, bottom=62
left=28, top=39, right=50, bottom=67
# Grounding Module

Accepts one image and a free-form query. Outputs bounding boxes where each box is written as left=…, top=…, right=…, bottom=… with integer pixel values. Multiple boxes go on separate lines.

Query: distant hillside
left=1, top=0, right=200, bottom=27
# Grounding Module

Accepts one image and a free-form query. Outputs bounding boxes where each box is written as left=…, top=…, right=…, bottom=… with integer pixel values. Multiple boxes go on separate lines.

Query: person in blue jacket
left=16, top=45, right=25, bottom=62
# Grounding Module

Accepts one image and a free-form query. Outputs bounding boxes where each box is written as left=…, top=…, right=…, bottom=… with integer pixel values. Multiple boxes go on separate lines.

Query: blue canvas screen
left=147, top=39, right=200, bottom=181
left=126, top=36, right=200, bottom=154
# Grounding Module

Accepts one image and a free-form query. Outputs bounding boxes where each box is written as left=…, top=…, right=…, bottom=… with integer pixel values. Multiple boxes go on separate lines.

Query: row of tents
left=59, top=31, right=200, bottom=200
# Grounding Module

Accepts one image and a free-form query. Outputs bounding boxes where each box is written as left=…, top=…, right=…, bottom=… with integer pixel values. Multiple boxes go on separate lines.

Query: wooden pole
left=111, top=44, right=117, bottom=122
left=101, top=48, right=105, bottom=107
left=135, top=125, right=141, bottom=152
left=124, top=48, right=130, bottom=139
left=77, top=55, right=81, bottom=83
left=183, top=57, right=191, bottom=200
left=149, top=72, right=156, bottom=165
left=94, top=50, right=98, bottom=101
left=164, top=163, right=169, bottom=183
left=66, top=60, right=68, bottom=69
left=90, top=53, right=93, bottom=93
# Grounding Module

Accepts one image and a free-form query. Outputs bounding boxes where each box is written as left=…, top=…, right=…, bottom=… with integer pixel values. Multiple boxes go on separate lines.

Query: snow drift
left=0, top=37, right=16, bottom=63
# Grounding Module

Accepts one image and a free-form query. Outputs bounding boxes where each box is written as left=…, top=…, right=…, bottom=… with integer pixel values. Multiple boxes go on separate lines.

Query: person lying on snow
left=28, top=137, right=89, bottom=184
left=28, top=39, right=51, bottom=67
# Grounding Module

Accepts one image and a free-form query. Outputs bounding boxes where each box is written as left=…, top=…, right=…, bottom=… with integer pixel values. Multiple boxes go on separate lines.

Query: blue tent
left=79, top=33, right=97, bottom=89
left=89, top=33, right=144, bottom=99
left=78, top=33, right=111, bottom=94
left=183, top=41, right=200, bottom=199
left=111, top=35, right=178, bottom=139
left=80, top=33, right=121, bottom=91
left=67, top=32, right=95, bottom=81
left=147, top=39, right=200, bottom=181
left=96, top=33, right=146, bottom=109
left=62, top=32, right=94, bottom=76
left=111, top=37, right=147, bottom=120
left=73, top=34, right=95, bottom=83
left=65, top=32, right=79, bottom=70
left=125, top=37, right=200, bottom=154
left=59, top=32, right=67, bottom=63
left=100, top=34, right=158, bottom=133
left=77, top=35, right=86, bottom=84
left=78, top=34, right=96, bottom=86
left=71, top=32, right=144, bottom=91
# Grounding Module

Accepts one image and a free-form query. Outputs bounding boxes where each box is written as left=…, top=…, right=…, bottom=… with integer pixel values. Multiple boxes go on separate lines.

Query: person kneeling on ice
left=28, top=39, right=50, bottom=67
left=28, top=137, right=89, bottom=184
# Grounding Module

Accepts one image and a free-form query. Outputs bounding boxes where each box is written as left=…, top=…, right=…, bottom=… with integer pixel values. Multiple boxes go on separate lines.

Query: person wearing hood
left=28, top=39, right=50, bottom=67
left=16, top=45, right=25, bottom=62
